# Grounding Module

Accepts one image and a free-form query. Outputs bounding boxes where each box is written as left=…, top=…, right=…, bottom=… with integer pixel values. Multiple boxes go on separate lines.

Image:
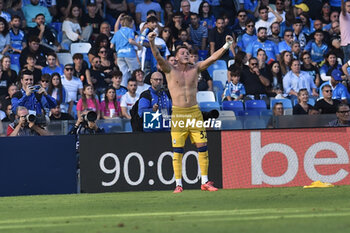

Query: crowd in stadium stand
left=0, top=0, right=350, bottom=134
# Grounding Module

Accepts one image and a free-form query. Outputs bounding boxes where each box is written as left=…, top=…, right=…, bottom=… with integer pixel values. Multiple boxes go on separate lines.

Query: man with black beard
left=240, top=57, right=270, bottom=100
left=246, top=27, right=280, bottom=63
left=89, top=56, right=107, bottom=97
left=208, top=17, right=235, bottom=62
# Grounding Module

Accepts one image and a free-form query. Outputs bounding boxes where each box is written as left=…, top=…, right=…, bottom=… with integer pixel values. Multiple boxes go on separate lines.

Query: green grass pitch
left=1, top=186, right=350, bottom=233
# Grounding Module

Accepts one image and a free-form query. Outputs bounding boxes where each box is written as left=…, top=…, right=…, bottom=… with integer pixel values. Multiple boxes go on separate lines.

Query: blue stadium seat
left=199, top=101, right=220, bottom=112
left=70, top=43, right=92, bottom=56
left=213, top=81, right=224, bottom=104
left=50, top=22, right=62, bottom=34
left=213, top=69, right=228, bottom=87
left=215, top=89, right=224, bottom=105
left=57, top=53, right=73, bottom=66
left=83, top=54, right=90, bottom=68
left=271, top=98, right=293, bottom=109
left=236, top=110, right=261, bottom=116
left=207, top=60, right=227, bottom=77
left=57, top=31, right=63, bottom=43
left=244, top=100, right=267, bottom=110
left=10, top=53, right=20, bottom=66
left=10, top=53, right=20, bottom=74
left=198, top=50, right=208, bottom=61
left=213, top=80, right=224, bottom=92
left=260, top=109, right=273, bottom=116
left=196, top=91, right=216, bottom=103
left=222, top=101, right=244, bottom=112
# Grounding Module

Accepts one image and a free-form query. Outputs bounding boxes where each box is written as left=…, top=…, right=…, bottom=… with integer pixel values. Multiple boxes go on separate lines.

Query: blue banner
left=0, top=136, right=77, bottom=196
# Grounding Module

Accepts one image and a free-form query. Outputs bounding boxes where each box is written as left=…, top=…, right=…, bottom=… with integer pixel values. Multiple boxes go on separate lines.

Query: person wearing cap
left=61, top=63, right=83, bottom=115
left=319, top=69, right=349, bottom=103
left=294, top=3, right=309, bottom=16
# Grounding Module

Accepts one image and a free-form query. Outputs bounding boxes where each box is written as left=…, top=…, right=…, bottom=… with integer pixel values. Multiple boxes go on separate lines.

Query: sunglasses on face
left=323, top=89, right=332, bottom=93
left=247, top=24, right=254, bottom=28
left=238, top=14, right=246, bottom=17
left=99, top=50, right=106, bottom=53
left=65, top=68, right=73, bottom=71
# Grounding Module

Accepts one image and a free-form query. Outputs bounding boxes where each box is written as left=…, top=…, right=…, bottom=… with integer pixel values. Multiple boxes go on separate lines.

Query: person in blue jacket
left=138, top=71, right=172, bottom=131
left=11, top=69, right=57, bottom=116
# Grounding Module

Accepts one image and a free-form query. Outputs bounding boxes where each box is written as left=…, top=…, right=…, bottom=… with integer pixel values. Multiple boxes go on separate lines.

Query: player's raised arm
left=198, top=35, right=233, bottom=72
left=148, top=32, right=172, bottom=73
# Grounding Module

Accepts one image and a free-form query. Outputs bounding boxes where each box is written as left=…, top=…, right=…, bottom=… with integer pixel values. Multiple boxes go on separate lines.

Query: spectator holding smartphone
left=11, top=69, right=56, bottom=116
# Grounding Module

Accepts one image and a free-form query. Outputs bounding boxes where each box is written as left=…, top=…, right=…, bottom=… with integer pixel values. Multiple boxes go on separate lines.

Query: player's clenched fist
left=148, top=32, right=157, bottom=42
left=223, top=35, right=234, bottom=49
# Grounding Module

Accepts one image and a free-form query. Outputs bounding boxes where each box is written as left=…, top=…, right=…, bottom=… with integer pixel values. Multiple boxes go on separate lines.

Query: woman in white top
left=61, top=5, right=92, bottom=50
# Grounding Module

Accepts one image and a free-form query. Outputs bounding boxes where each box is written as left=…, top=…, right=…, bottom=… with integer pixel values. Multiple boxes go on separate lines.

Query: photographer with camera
left=69, top=110, right=104, bottom=156
left=7, top=106, right=50, bottom=136
left=69, top=110, right=104, bottom=136
left=11, top=70, right=57, bottom=117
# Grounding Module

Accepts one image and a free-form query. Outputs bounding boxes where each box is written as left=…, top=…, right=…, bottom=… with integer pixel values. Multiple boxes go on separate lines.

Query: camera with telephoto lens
left=202, top=110, right=219, bottom=121
left=81, top=111, right=97, bottom=123
left=26, top=113, right=36, bottom=122
left=14, top=113, right=36, bottom=126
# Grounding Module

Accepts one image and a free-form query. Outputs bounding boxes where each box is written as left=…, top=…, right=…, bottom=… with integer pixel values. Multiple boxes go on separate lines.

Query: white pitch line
left=0, top=208, right=349, bottom=228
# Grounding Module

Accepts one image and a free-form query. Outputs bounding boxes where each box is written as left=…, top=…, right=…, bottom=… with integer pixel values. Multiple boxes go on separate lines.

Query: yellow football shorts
left=171, top=105, right=207, bottom=147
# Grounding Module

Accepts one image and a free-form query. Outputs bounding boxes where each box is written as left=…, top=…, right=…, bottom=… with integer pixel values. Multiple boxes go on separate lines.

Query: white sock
left=176, top=179, right=182, bottom=187
left=201, top=175, right=208, bottom=185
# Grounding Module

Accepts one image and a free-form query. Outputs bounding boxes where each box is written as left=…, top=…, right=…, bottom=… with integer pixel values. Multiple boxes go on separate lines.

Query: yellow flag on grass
left=303, top=180, right=335, bottom=188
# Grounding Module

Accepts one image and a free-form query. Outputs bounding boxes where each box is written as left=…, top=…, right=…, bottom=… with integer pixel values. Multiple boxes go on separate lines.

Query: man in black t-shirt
left=81, top=2, right=104, bottom=41
left=50, top=105, right=74, bottom=121
left=314, top=84, right=341, bottom=114
left=90, top=56, right=108, bottom=97
left=19, top=36, right=54, bottom=69
left=208, top=17, right=234, bottom=62
left=28, top=13, right=61, bottom=51
left=240, top=57, right=270, bottom=99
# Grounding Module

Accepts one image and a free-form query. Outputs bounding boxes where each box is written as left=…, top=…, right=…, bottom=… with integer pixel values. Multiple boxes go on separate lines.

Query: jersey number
left=200, top=131, right=207, bottom=139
